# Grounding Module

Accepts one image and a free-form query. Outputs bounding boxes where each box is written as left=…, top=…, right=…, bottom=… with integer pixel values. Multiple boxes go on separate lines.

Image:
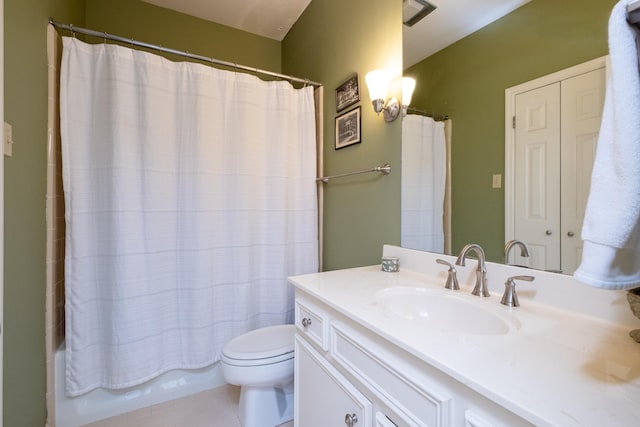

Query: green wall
left=282, top=0, right=403, bottom=270
left=85, top=0, right=281, bottom=72
left=405, top=0, right=616, bottom=262
left=4, top=1, right=85, bottom=425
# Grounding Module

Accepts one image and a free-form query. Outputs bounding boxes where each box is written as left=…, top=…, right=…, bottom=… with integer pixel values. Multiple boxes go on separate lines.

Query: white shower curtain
left=60, top=37, right=318, bottom=396
left=401, top=115, right=446, bottom=252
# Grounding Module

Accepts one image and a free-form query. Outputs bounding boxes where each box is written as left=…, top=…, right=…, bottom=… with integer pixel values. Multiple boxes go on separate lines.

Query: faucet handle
left=501, top=275, right=535, bottom=307
left=436, top=259, right=459, bottom=290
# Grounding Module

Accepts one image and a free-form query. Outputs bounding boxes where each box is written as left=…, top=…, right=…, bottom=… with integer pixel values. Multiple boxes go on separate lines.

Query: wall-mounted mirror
left=400, top=0, right=615, bottom=272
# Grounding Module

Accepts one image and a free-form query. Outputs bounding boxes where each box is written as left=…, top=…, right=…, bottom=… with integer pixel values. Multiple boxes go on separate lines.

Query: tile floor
left=83, top=384, right=294, bottom=427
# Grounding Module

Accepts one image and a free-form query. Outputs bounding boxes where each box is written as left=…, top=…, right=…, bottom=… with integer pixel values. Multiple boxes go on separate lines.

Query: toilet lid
left=222, top=324, right=295, bottom=361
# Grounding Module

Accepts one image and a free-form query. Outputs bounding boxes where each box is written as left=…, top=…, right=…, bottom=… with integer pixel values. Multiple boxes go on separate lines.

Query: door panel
left=560, top=68, right=605, bottom=274
left=514, top=83, right=561, bottom=271
left=508, top=59, right=606, bottom=275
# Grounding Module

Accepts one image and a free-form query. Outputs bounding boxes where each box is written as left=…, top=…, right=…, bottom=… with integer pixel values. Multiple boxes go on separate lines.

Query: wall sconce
left=365, top=70, right=415, bottom=122
left=401, top=77, right=416, bottom=117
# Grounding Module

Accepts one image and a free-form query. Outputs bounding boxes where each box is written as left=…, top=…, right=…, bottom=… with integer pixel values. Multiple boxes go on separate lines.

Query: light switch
left=4, top=122, right=13, bottom=157
left=492, top=174, right=502, bottom=189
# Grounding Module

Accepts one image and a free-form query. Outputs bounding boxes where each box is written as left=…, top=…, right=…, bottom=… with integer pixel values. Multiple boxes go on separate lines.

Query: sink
left=375, top=287, right=515, bottom=335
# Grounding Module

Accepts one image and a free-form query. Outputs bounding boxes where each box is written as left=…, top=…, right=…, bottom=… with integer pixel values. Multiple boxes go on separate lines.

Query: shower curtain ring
left=103, top=32, right=107, bottom=44
left=70, top=24, right=75, bottom=38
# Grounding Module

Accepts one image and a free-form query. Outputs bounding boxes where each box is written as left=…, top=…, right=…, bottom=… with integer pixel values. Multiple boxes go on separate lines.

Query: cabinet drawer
left=295, top=298, right=329, bottom=351
left=295, top=336, right=372, bottom=427
left=331, top=322, right=451, bottom=427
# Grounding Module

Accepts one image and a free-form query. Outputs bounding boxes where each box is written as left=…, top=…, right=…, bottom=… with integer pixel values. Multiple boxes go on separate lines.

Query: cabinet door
left=295, top=336, right=372, bottom=427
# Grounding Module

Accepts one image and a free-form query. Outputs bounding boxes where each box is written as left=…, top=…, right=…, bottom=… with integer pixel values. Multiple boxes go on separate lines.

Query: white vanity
left=289, top=245, right=640, bottom=427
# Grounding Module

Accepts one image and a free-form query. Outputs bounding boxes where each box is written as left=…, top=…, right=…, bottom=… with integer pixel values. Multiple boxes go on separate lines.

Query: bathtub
left=54, top=344, right=226, bottom=426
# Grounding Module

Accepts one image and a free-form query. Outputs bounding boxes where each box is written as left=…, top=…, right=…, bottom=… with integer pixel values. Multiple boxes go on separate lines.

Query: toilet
left=221, top=324, right=296, bottom=427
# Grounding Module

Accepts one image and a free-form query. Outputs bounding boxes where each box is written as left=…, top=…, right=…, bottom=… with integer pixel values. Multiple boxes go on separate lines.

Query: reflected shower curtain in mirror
left=401, top=115, right=446, bottom=252
left=60, top=37, right=318, bottom=396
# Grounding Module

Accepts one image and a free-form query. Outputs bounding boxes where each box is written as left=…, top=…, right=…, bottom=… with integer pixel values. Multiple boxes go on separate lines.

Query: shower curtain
left=59, top=37, right=318, bottom=396
left=401, top=115, right=446, bottom=253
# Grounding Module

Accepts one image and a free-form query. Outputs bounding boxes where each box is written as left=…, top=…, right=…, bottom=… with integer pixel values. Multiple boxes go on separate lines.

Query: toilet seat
left=222, top=324, right=295, bottom=367
left=220, top=324, right=296, bottom=426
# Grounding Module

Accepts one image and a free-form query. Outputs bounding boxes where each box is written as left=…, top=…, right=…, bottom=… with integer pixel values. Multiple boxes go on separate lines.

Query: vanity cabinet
left=294, top=294, right=532, bottom=427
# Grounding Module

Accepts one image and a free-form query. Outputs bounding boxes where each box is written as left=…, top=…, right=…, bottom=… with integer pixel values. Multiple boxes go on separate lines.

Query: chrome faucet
left=503, top=239, right=530, bottom=264
left=436, top=259, right=459, bottom=290
left=500, top=275, right=535, bottom=307
left=455, top=243, right=490, bottom=297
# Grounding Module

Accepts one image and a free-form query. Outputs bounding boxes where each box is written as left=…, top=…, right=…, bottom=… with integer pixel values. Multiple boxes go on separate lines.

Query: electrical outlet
left=492, top=174, right=502, bottom=189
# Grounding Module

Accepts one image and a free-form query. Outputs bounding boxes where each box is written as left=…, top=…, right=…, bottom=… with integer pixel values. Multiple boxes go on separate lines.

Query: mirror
left=400, top=1, right=612, bottom=271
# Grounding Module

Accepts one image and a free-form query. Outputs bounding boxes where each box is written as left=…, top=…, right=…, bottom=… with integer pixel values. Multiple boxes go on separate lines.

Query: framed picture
left=335, top=107, right=361, bottom=150
left=335, top=74, right=360, bottom=112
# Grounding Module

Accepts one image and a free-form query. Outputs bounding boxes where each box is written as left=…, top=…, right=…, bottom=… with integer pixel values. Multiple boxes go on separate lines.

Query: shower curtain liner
left=60, top=37, right=318, bottom=396
left=401, top=114, right=447, bottom=253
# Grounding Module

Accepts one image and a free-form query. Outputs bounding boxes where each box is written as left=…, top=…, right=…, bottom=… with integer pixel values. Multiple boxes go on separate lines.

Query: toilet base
left=238, top=381, right=294, bottom=427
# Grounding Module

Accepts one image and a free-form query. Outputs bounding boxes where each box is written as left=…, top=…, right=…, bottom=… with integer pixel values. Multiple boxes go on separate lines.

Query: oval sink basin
left=375, top=287, right=513, bottom=335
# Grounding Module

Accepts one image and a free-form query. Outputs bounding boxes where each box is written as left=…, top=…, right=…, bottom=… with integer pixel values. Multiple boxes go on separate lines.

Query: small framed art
left=335, top=74, right=360, bottom=112
left=335, top=107, right=361, bottom=150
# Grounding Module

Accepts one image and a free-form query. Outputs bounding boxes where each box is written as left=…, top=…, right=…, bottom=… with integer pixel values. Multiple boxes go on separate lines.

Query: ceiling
left=142, top=0, right=531, bottom=67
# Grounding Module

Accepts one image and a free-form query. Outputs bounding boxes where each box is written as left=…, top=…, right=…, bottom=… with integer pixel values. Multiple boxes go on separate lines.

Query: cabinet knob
left=344, top=413, right=358, bottom=426
left=301, top=317, right=312, bottom=327
left=545, top=230, right=552, bottom=236
left=567, top=231, right=575, bottom=237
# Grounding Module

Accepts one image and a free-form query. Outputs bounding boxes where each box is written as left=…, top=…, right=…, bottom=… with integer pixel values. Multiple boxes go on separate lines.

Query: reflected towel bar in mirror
left=316, top=163, right=391, bottom=183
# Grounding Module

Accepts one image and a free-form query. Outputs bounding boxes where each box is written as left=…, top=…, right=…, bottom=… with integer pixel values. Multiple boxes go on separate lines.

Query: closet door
left=514, top=83, right=561, bottom=271
left=560, top=68, right=605, bottom=274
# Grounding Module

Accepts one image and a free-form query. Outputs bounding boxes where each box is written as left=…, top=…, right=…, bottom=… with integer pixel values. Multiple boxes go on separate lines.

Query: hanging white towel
left=574, top=0, right=640, bottom=290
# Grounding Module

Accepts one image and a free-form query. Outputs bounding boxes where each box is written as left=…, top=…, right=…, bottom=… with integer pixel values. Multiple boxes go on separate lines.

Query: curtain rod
left=49, top=18, right=322, bottom=88
left=316, top=163, right=391, bottom=183
left=406, top=107, right=449, bottom=121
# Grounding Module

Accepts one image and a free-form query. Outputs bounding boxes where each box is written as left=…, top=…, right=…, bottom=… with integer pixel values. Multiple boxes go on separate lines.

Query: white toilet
left=221, top=324, right=296, bottom=427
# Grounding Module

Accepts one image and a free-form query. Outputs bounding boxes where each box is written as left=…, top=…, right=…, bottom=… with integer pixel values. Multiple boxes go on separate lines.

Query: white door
left=560, top=68, right=605, bottom=273
left=512, top=68, right=605, bottom=274
left=514, top=83, right=561, bottom=271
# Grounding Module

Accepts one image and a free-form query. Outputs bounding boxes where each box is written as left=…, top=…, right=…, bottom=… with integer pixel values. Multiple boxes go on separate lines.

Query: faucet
left=455, top=243, right=490, bottom=297
left=503, top=239, right=530, bottom=264
left=500, top=275, right=535, bottom=307
left=436, top=259, right=459, bottom=290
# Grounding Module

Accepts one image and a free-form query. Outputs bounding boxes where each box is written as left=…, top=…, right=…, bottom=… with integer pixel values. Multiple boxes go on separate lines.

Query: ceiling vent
left=403, top=0, right=437, bottom=27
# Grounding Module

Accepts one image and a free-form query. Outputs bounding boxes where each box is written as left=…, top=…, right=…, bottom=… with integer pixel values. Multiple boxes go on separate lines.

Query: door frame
left=1, top=0, right=5, bottom=423
left=504, top=56, right=607, bottom=247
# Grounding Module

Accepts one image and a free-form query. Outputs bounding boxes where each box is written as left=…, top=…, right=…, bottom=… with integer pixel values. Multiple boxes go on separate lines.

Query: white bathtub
left=54, top=344, right=226, bottom=427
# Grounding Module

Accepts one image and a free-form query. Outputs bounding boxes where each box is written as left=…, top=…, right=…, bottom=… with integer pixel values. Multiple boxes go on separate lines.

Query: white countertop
left=288, top=246, right=640, bottom=427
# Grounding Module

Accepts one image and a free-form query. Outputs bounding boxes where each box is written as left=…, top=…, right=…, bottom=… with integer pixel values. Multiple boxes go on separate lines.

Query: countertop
left=288, top=246, right=640, bottom=427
